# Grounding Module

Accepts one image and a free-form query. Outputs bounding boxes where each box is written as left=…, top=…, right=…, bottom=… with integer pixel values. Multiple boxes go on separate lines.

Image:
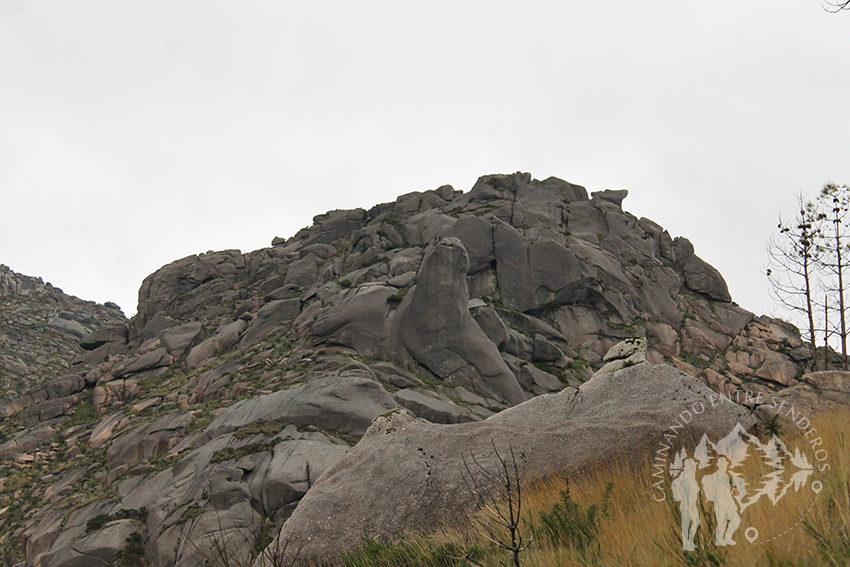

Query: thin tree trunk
left=805, top=256, right=818, bottom=370
left=825, top=295, right=830, bottom=370
left=837, top=226, right=847, bottom=368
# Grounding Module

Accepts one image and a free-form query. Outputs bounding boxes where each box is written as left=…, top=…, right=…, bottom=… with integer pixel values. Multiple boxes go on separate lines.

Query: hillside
left=0, top=172, right=843, bottom=567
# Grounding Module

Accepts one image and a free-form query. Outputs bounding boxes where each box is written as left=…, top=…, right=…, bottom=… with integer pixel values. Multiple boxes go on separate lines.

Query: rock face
left=1, top=172, right=844, bottom=567
left=264, top=363, right=755, bottom=565
left=0, top=265, right=127, bottom=407
left=594, top=337, right=648, bottom=375
left=398, top=238, right=526, bottom=405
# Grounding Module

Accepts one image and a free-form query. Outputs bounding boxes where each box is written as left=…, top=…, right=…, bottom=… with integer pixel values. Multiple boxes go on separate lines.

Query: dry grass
left=392, top=410, right=850, bottom=567
left=508, top=410, right=850, bottom=567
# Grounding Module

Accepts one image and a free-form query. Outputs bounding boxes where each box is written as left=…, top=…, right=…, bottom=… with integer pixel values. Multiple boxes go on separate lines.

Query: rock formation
left=263, top=362, right=754, bottom=565
left=0, top=172, right=844, bottom=567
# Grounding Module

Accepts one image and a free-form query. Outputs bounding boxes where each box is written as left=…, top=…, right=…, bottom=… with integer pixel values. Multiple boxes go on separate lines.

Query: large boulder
left=78, top=321, right=129, bottom=350
left=755, top=370, right=850, bottom=425
left=106, top=412, right=194, bottom=479
left=40, top=518, right=143, bottom=567
left=161, top=322, right=204, bottom=358
left=135, top=250, right=246, bottom=339
left=444, top=215, right=494, bottom=274
left=493, top=222, right=596, bottom=312
left=262, top=362, right=754, bottom=565
left=198, top=374, right=398, bottom=442
left=397, top=238, right=526, bottom=405
left=312, top=285, right=398, bottom=359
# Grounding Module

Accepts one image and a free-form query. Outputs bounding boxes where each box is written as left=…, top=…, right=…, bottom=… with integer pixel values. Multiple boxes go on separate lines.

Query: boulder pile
left=0, top=173, right=844, bottom=567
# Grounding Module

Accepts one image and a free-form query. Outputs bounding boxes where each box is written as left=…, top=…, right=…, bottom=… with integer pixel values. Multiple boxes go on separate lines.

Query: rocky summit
left=0, top=172, right=843, bottom=567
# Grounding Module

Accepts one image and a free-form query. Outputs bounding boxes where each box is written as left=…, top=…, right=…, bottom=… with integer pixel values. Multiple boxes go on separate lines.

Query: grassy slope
left=340, top=410, right=850, bottom=567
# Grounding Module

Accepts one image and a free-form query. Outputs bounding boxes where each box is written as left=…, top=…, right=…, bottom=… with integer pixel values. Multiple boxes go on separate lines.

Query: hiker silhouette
left=671, top=457, right=700, bottom=551
left=701, top=456, right=741, bottom=545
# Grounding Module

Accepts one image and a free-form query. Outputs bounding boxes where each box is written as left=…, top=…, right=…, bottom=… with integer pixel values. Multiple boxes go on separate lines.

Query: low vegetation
left=340, top=410, right=850, bottom=566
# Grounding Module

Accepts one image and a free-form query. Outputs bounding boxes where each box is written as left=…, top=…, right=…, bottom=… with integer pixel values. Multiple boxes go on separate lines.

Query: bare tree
left=824, top=0, right=850, bottom=12
left=816, top=183, right=850, bottom=368
left=766, top=194, right=825, bottom=369
left=460, top=441, right=532, bottom=567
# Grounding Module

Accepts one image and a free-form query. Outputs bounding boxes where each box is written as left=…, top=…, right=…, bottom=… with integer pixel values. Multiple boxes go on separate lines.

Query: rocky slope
left=0, top=172, right=837, bottom=567
left=0, top=265, right=127, bottom=406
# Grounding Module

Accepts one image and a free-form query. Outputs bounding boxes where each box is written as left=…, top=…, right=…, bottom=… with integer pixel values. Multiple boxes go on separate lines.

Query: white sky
left=2, top=1, right=849, bottom=325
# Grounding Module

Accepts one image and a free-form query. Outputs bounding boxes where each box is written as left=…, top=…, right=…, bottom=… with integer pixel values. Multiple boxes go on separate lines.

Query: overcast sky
left=2, top=1, right=849, bottom=327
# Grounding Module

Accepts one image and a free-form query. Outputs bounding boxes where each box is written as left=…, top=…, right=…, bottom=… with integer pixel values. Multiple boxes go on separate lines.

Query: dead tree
left=460, top=440, right=532, bottom=567
left=824, top=0, right=850, bottom=12
left=766, top=194, right=825, bottom=369
left=817, top=183, right=850, bottom=368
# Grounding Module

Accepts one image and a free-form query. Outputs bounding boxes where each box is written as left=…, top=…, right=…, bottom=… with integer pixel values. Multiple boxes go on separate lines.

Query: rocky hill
left=0, top=265, right=127, bottom=404
left=0, top=172, right=845, bottom=567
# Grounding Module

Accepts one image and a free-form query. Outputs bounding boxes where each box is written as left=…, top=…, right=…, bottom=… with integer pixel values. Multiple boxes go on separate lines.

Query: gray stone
left=532, top=334, right=564, bottom=362
left=264, top=285, right=301, bottom=302
left=301, top=243, right=338, bottom=259
left=107, top=412, right=193, bottom=475
left=241, top=299, right=301, bottom=345
left=404, top=210, right=457, bottom=247
left=591, top=189, right=629, bottom=208
left=471, top=305, right=508, bottom=347
left=284, top=253, right=321, bottom=289
left=79, top=322, right=128, bottom=350
left=513, top=184, right=565, bottom=229
left=115, top=347, right=173, bottom=377
left=0, top=427, right=57, bottom=458
left=389, top=247, right=423, bottom=276
left=754, top=350, right=798, bottom=386
left=89, top=411, right=127, bottom=449
left=387, top=271, right=416, bottom=288
left=683, top=255, right=732, bottom=303
left=161, top=322, right=203, bottom=358
left=533, top=176, right=588, bottom=202
left=397, top=238, right=526, bottom=405
left=445, top=215, right=495, bottom=273
left=369, top=362, right=422, bottom=389
left=15, top=397, right=78, bottom=428
left=493, top=222, right=534, bottom=312
left=48, top=316, right=88, bottom=338
left=41, top=519, right=142, bottom=567
left=23, top=510, right=65, bottom=565
left=265, top=363, right=755, bottom=566
left=199, top=376, right=398, bottom=442
left=394, top=389, right=479, bottom=424
left=564, top=201, right=609, bottom=244
left=755, top=371, right=850, bottom=428
left=467, top=172, right=532, bottom=202
left=494, top=222, right=595, bottom=312
left=261, top=437, right=350, bottom=517
left=517, top=362, right=564, bottom=394
left=595, top=337, right=648, bottom=376
left=312, top=285, right=398, bottom=359
left=135, top=250, right=246, bottom=339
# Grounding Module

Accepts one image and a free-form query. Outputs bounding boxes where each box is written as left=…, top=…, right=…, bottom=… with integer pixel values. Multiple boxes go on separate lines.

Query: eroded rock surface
left=4, top=172, right=843, bottom=567
left=264, top=363, right=755, bottom=565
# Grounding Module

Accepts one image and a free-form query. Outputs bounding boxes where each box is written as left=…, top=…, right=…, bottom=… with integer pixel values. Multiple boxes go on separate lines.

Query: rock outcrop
left=1, top=172, right=846, bottom=567
left=0, top=265, right=127, bottom=406
left=264, top=362, right=754, bottom=565
left=397, top=237, right=526, bottom=405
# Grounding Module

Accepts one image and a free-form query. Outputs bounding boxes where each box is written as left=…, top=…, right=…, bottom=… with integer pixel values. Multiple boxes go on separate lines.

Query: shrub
left=535, top=480, right=612, bottom=554
left=386, top=288, right=409, bottom=311
left=210, top=441, right=278, bottom=463
left=340, top=535, right=474, bottom=567
left=86, top=508, right=148, bottom=533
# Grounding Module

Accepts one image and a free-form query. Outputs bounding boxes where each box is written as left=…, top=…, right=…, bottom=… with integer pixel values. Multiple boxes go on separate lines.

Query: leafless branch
left=460, top=440, right=532, bottom=567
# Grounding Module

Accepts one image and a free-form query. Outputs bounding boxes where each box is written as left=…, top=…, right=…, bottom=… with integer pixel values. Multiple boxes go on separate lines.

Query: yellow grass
left=440, top=410, right=850, bottom=567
